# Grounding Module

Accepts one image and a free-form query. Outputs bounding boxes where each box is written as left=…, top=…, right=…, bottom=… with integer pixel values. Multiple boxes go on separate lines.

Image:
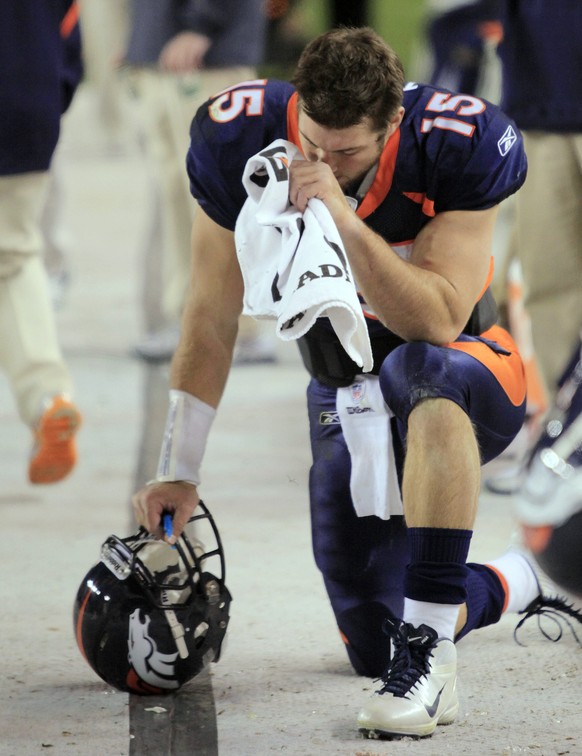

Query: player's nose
left=316, top=148, right=337, bottom=170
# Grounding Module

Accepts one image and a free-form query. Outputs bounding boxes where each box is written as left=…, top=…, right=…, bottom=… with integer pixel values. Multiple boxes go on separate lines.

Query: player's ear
left=389, top=107, right=405, bottom=133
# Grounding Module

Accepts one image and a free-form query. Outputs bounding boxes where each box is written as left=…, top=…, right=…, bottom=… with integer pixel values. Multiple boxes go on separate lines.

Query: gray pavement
left=0, top=84, right=580, bottom=756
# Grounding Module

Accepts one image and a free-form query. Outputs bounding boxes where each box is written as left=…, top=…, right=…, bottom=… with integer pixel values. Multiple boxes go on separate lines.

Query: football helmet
left=73, top=500, right=232, bottom=694
left=515, top=336, right=582, bottom=599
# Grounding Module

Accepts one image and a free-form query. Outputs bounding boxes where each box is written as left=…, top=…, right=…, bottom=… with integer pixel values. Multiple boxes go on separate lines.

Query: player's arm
left=289, top=160, right=496, bottom=344
left=339, top=205, right=497, bottom=344
left=172, top=208, right=242, bottom=404
left=132, top=208, right=242, bottom=540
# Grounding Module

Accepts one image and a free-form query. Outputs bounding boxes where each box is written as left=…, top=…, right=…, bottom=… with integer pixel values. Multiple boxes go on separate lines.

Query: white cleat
left=358, top=617, right=459, bottom=739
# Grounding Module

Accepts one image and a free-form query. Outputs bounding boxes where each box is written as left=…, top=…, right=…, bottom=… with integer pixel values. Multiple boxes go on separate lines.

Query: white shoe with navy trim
left=358, top=616, right=458, bottom=739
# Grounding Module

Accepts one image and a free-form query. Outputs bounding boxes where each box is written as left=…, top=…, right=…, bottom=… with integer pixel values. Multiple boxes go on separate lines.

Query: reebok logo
left=319, top=411, right=340, bottom=425
left=498, top=125, right=517, bottom=156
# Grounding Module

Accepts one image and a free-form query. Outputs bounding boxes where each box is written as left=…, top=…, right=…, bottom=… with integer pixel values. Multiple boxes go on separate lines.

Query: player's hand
left=159, top=32, right=211, bottom=73
left=289, top=160, right=353, bottom=222
left=132, top=481, right=200, bottom=544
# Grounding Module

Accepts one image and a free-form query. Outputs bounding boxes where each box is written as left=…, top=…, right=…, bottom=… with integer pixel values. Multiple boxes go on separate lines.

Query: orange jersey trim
left=480, top=257, right=494, bottom=297
left=286, top=91, right=302, bottom=151
left=446, top=325, right=527, bottom=407
left=356, top=129, right=400, bottom=220
left=285, top=94, right=400, bottom=220
left=402, top=192, right=436, bottom=218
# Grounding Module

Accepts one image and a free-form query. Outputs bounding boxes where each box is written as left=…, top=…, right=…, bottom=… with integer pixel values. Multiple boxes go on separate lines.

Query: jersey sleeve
left=186, top=79, right=295, bottom=231
left=405, top=86, right=527, bottom=214
left=432, top=109, right=526, bottom=212
left=187, top=120, right=241, bottom=230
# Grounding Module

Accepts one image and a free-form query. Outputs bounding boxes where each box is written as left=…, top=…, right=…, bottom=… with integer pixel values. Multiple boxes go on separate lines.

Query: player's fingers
left=131, top=489, right=149, bottom=528
left=171, top=490, right=199, bottom=539
left=289, top=180, right=309, bottom=211
left=132, top=486, right=169, bottom=536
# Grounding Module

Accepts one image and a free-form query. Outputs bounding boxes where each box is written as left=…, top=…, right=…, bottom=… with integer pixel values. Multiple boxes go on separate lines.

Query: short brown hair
left=291, top=27, right=405, bottom=132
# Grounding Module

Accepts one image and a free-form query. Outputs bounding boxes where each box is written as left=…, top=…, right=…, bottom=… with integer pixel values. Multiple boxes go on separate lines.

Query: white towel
left=336, top=376, right=403, bottom=520
left=235, top=138, right=373, bottom=372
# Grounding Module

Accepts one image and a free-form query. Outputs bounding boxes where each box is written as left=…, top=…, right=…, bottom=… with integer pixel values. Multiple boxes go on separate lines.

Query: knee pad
left=379, top=342, right=464, bottom=424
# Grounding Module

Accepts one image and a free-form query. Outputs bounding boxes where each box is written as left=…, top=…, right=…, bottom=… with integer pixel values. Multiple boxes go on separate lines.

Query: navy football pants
left=306, top=335, right=526, bottom=676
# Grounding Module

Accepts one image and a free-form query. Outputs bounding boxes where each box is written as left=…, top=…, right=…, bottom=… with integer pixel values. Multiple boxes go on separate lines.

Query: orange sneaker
left=29, top=395, right=82, bottom=484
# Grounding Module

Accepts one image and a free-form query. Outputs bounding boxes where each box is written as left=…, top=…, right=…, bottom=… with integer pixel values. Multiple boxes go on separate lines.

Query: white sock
left=403, top=598, right=460, bottom=640
left=486, top=550, right=540, bottom=613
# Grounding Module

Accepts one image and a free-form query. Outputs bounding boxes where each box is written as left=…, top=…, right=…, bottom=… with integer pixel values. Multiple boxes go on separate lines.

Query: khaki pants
left=126, top=66, right=256, bottom=322
left=514, top=132, right=582, bottom=394
left=78, top=0, right=129, bottom=143
left=0, top=173, right=72, bottom=425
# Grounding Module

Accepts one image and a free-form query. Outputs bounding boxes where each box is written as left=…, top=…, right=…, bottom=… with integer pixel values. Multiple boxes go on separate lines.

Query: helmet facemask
left=74, top=501, right=231, bottom=693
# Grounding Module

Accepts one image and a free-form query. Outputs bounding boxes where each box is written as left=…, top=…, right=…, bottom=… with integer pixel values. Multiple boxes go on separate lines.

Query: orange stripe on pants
left=446, top=324, right=527, bottom=407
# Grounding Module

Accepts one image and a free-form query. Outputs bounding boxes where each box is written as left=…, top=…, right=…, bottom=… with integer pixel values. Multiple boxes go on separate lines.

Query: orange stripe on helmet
left=75, top=588, right=92, bottom=660
left=126, top=668, right=164, bottom=695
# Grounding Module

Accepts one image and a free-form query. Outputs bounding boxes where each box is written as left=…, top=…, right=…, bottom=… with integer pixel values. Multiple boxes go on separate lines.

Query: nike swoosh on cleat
left=408, top=635, right=430, bottom=644
left=424, top=685, right=445, bottom=718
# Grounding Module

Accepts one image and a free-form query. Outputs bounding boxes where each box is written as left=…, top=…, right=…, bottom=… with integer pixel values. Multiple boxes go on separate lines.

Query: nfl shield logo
left=351, top=381, right=364, bottom=403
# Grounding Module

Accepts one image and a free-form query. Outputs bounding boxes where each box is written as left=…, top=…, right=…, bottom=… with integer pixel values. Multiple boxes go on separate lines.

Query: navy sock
left=405, top=527, right=473, bottom=604
left=456, top=562, right=506, bottom=641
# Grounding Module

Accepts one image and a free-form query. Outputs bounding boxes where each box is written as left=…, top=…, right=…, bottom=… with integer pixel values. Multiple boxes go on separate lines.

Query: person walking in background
left=483, top=1, right=582, bottom=495
left=422, top=0, right=502, bottom=97
left=496, top=0, right=582, bottom=400
left=124, top=0, right=277, bottom=365
left=40, top=0, right=130, bottom=312
left=0, top=1, right=83, bottom=484
left=420, top=2, right=582, bottom=404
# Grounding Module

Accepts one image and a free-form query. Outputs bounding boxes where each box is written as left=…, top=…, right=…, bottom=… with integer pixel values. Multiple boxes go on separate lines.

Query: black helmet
left=73, top=501, right=231, bottom=694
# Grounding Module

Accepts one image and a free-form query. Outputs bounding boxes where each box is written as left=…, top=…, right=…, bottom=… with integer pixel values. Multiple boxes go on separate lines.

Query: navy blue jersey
left=188, top=79, right=294, bottom=229
left=188, top=78, right=525, bottom=232
left=498, top=0, right=582, bottom=132
left=361, top=82, right=526, bottom=244
left=0, top=1, right=82, bottom=176
left=187, top=78, right=526, bottom=339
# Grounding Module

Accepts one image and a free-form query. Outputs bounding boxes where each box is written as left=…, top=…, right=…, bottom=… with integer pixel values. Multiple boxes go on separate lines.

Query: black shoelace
left=378, top=618, right=438, bottom=697
left=514, top=594, right=582, bottom=646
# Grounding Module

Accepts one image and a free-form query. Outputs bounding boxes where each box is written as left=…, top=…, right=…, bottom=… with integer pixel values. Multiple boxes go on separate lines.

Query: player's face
left=297, top=109, right=402, bottom=190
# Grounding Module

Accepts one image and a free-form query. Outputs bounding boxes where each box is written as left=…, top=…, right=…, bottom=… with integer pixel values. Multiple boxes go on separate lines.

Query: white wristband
left=155, top=389, right=216, bottom=486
